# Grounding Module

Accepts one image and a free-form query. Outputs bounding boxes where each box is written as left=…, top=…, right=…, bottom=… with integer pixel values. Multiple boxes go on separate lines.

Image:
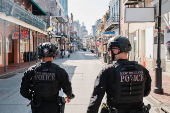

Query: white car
left=61, top=50, right=70, bottom=58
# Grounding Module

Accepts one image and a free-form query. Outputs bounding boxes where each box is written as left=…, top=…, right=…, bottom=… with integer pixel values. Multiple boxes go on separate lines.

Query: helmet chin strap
left=111, top=50, right=122, bottom=61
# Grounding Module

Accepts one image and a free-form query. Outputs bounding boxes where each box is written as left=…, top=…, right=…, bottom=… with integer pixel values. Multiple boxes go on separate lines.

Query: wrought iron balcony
left=123, top=0, right=142, bottom=5
left=105, top=16, right=119, bottom=31
left=0, top=0, right=46, bottom=30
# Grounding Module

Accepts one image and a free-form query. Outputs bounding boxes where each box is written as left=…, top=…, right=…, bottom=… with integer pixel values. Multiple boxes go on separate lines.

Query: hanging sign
left=12, top=31, right=30, bottom=39
left=95, top=41, right=101, bottom=45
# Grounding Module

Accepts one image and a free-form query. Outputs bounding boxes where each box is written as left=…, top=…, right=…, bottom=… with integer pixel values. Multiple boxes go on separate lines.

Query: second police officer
left=20, top=42, right=75, bottom=113
left=87, top=36, right=151, bottom=113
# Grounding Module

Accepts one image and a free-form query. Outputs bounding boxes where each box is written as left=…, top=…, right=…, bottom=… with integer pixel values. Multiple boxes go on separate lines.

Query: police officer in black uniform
left=87, top=36, right=151, bottom=113
left=20, top=42, right=75, bottom=113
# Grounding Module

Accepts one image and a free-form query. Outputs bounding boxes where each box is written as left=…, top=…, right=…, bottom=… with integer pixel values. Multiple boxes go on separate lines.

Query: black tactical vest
left=32, top=62, right=60, bottom=97
left=112, top=61, right=145, bottom=104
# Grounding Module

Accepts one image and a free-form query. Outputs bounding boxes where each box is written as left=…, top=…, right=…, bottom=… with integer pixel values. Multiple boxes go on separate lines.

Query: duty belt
left=100, top=103, right=151, bottom=113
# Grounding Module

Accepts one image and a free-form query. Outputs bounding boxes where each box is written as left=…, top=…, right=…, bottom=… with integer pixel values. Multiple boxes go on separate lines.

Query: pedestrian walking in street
left=87, top=36, right=151, bottom=113
left=20, top=42, right=75, bottom=113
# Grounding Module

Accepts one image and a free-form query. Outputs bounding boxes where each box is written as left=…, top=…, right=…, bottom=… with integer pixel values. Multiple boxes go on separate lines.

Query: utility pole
left=18, top=25, right=21, bottom=68
left=36, top=31, right=38, bottom=63
left=119, top=0, right=121, bottom=35
left=4, top=20, right=7, bottom=72
left=154, top=0, right=163, bottom=94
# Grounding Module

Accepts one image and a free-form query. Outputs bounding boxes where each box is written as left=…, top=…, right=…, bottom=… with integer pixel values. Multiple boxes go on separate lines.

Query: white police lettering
left=120, top=71, right=144, bottom=82
left=34, top=72, right=56, bottom=81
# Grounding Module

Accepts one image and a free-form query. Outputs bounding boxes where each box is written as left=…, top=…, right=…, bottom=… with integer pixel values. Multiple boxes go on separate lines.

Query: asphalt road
left=0, top=50, right=159, bottom=113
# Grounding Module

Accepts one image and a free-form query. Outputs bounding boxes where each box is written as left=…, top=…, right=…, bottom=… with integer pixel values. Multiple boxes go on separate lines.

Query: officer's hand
left=65, top=97, right=71, bottom=103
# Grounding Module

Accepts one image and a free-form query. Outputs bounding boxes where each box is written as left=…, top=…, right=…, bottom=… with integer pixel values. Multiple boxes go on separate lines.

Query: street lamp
left=154, top=0, right=163, bottom=94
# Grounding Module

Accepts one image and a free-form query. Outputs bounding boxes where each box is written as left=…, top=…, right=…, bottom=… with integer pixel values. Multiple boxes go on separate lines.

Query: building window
left=154, top=33, right=164, bottom=44
left=7, top=37, right=12, bottom=53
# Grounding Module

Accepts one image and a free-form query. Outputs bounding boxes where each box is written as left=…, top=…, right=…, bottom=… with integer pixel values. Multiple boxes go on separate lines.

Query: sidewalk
left=149, top=69, right=170, bottom=112
left=0, top=61, right=36, bottom=79
left=0, top=56, right=60, bottom=79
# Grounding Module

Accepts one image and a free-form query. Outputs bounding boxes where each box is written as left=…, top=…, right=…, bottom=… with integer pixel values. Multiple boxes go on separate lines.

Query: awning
left=105, top=25, right=117, bottom=31
left=51, top=16, right=65, bottom=23
left=52, top=34, right=62, bottom=38
left=29, top=0, right=47, bottom=15
left=70, top=31, right=77, bottom=34
left=56, top=16, right=65, bottom=23
left=102, top=32, right=115, bottom=34
left=123, top=0, right=141, bottom=5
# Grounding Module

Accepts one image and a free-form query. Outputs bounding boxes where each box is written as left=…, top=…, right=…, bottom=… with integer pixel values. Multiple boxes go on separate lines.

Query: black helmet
left=37, top=42, right=58, bottom=58
left=107, top=36, right=131, bottom=52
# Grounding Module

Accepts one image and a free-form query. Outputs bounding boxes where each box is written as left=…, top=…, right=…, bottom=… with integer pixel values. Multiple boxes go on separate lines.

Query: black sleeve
left=60, top=68, right=74, bottom=99
left=143, top=68, right=152, bottom=96
left=87, top=68, right=109, bottom=113
left=20, top=67, right=33, bottom=100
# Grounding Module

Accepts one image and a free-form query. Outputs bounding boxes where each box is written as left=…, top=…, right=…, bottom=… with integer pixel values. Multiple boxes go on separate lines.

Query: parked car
left=90, top=49, right=94, bottom=53
left=82, top=48, right=87, bottom=51
left=61, top=50, right=70, bottom=58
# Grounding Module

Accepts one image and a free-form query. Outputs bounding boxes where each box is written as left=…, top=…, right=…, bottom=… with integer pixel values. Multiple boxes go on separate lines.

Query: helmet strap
left=111, top=50, right=122, bottom=61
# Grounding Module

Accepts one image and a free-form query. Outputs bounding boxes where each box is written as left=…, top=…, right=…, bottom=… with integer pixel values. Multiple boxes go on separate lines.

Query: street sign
left=95, top=41, right=101, bottom=45
left=125, top=8, right=155, bottom=22
left=12, top=31, right=30, bottom=39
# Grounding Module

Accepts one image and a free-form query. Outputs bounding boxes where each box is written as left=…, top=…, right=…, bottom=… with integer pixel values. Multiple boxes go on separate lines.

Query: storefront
left=0, top=34, right=2, bottom=65
left=0, top=19, right=47, bottom=68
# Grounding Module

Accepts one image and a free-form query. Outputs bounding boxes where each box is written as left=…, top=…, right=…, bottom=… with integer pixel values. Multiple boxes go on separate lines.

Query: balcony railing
left=105, top=16, right=119, bottom=30
left=123, top=0, right=141, bottom=5
left=0, top=0, right=46, bottom=30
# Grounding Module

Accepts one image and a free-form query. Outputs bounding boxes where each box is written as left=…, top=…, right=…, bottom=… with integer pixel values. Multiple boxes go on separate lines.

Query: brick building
left=0, top=0, right=48, bottom=70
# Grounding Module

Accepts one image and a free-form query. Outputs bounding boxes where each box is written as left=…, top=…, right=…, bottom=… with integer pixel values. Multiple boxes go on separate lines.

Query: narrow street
left=0, top=51, right=159, bottom=113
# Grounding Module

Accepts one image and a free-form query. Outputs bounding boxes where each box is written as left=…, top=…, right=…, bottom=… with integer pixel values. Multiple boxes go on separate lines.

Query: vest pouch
left=34, top=82, right=56, bottom=97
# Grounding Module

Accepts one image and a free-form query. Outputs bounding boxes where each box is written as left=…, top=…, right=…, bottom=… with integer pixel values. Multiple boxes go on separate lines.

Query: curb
left=0, top=67, right=29, bottom=79
left=0, top=57, right=62, bottom=79
left=0, top=60, right=45, bottom=79
left=146, top=95, right=170, bottom=113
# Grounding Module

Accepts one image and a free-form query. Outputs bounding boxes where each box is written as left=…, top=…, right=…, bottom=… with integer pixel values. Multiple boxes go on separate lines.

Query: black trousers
left=31, top=101, right=59, bottom=113
left=100, top=107, right=144, bottom=113
left=116, top=109, right=144, bottom=113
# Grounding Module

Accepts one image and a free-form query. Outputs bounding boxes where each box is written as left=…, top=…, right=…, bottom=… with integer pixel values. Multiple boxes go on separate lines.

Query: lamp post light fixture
left=154, top=0, right=163, bottom=94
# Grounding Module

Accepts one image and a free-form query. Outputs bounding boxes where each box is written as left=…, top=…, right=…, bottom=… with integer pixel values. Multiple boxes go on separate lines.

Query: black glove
left=69, top=94, right=75, bottom=99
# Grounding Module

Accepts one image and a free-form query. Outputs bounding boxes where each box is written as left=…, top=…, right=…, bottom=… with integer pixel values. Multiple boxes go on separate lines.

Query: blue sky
left=68, top=0, right=110, bottom=34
